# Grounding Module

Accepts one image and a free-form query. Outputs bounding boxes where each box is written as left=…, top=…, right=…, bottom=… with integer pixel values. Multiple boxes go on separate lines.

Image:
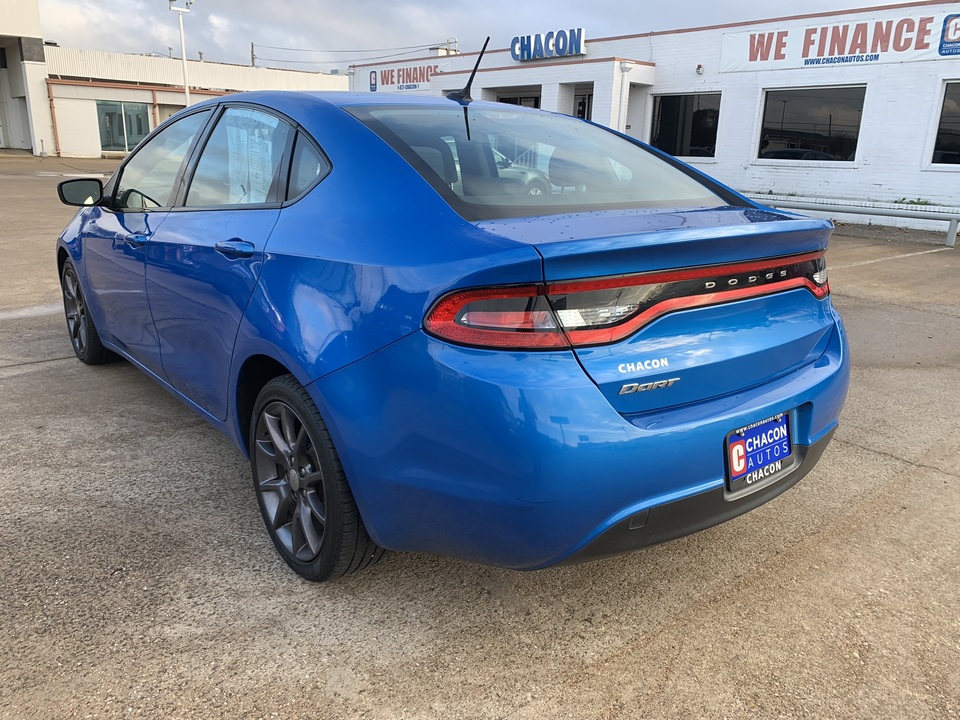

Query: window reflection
left=933, top=84, right=960, bottom=164
left=758, top=87, right=865, bottom=161
left=652, top=94, right=722, bottom=158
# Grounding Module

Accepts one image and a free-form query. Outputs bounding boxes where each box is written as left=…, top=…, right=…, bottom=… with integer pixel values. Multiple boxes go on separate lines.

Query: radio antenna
left=446, top=36, right=490, bottom=104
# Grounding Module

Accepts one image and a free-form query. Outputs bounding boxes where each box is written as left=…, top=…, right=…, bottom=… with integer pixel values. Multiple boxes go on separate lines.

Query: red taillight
left=424, top=285, right=568, bottom=349
left=424, top=252, right=829, bottom=350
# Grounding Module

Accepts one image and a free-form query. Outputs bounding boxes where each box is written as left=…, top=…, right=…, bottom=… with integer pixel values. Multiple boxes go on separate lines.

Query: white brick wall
left=358, top=3, right=960, bottom=211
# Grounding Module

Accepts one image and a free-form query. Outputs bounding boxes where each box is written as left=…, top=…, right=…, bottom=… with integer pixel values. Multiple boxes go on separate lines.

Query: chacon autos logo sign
left=720, top=12, right=960, bottom=72
left=941, top=14, right=960, bottom=56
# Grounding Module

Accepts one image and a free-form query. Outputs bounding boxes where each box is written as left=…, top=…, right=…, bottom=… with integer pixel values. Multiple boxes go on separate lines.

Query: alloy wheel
left=62, top=265, right=88, bottom=356
left=253, top=400, right=327, bottom=562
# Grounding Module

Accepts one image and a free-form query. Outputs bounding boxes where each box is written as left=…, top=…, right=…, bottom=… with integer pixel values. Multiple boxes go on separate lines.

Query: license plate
left=726, top=413, right=793, bottom=493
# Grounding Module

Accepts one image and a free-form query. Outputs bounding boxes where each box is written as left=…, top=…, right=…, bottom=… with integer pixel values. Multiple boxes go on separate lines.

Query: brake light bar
left=424, top=251, right=829, bottom=350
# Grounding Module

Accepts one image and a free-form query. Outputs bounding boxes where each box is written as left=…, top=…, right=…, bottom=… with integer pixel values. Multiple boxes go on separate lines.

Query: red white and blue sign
left=940, top=14, right=960, bottom=56
left=727, top=413, right=793, bottom=492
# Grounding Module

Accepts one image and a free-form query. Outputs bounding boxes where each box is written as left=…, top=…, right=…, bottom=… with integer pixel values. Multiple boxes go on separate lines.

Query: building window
left=651, top=94, right=721, bottom=157
left=498, top=95, right=541, bottom=109
left=758, top=87, right=865, bottom=161
left=933, top=83, right=960, bottom=165
left=96, top=101, right=150, bottom=153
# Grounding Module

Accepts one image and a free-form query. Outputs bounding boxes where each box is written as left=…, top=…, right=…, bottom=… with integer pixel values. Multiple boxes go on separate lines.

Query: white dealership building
left=1, top=0, right=958, bottom=217
left=352, top=1, right=960, bottom=213
left=0, top=0, right=346, bottom=158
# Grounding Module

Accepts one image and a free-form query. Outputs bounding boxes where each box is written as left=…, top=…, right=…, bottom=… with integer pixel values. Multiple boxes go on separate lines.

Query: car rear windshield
left=346, top=104, right=734, bottom=221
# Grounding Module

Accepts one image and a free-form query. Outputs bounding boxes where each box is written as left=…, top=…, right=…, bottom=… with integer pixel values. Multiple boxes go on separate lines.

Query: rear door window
left=186, top=106, right=293, bottom=207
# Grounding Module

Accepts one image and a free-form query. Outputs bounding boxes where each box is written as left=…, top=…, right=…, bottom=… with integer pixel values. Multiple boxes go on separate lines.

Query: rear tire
left=60, top=260, right=117, bottom=365
left=250, top=375, right=385, bottom=581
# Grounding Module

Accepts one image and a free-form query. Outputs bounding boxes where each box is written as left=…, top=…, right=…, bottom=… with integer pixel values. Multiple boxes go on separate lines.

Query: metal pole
left=120, top=101, right=129, bottom=152
left=178, top=10, right=190, bottom=106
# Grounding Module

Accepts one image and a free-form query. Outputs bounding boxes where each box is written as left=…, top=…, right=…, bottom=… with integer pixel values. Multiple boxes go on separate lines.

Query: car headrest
left=411, top=143, right=458, bottom=185
left=548, top=148, right=584, bottom=190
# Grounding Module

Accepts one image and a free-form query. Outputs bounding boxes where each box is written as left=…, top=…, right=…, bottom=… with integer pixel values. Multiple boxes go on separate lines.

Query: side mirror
left=58, top=178, right=104, bottom=207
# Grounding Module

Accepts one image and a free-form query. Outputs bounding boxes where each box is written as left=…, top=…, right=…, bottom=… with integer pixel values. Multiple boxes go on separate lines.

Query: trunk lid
left=477, top=206, right=836, bottom=414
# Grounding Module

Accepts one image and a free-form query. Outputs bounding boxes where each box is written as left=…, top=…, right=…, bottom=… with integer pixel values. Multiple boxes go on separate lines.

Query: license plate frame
left=725, top=412, right=794, bottom=494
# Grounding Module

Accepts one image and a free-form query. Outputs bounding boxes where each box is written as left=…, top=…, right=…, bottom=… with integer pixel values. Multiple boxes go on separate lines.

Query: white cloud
left=37, top=0, right=919, bottom=71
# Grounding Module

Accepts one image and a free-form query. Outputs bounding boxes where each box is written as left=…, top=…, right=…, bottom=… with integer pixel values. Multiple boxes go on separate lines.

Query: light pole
left=168, top=0, right=195, bottom=106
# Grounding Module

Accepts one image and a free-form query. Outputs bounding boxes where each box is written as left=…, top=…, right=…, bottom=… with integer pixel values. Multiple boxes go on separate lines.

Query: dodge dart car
left=56, top=91, right=849, bottom=581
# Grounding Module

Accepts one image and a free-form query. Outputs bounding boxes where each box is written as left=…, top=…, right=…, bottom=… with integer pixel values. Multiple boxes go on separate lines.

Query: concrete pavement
left=0, top=156, right=958, bottom=719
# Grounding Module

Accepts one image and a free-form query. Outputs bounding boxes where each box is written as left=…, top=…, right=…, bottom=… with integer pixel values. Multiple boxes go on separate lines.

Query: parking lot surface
left=1, top=154, right=958, bottom=719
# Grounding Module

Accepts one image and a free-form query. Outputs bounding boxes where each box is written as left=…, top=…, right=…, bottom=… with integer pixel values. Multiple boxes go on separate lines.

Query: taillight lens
left=425, top=251, right=829, bottom=350
left=424, top=286, right=568, bottom=348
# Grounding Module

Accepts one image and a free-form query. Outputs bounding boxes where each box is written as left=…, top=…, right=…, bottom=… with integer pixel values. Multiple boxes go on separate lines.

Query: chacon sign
left=720, top=11, right=960, bottom=72
left=511, top=28, right=586, bottom=62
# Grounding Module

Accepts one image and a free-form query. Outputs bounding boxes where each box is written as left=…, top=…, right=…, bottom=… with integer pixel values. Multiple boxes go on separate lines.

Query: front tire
left=526, top=180, right=548, bottom=197
left=60, top=260, right=116, bottom=365
left=250, top=375, right=384, bottom=581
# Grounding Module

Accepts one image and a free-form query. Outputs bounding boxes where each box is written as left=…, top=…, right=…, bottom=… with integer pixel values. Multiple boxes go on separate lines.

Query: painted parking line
left=0, top=303, right=62, bottom=321
left=830, top=247, right=953, bottom=270
left=0, top=357, right=75, bottom=379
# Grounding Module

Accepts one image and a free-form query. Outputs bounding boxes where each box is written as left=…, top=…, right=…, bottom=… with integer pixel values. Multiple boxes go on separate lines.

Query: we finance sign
left=372, top=63, right=440, bottom=92
left=720, top=11, right=960, bottom=72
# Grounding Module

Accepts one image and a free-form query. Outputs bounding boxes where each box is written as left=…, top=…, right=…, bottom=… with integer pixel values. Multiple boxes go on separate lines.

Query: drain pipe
left=618, top=61, right=632, bottom=133
left=45, top=79, right=62, bottom=157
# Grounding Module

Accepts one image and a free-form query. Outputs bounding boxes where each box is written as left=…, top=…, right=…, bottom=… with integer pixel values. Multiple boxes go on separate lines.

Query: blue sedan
left=56, top=91, right=849, bottom=581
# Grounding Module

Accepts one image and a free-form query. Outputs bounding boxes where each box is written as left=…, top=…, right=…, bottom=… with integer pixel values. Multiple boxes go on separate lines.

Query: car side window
left=287, top=132, right=330, bottom=200
left=186, top=106, right=293, bottom=207
left=114, top=110, right=211, bottom=211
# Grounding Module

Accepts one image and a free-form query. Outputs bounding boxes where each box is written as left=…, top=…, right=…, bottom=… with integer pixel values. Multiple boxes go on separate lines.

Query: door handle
left=214, top=239, right=256, bottom=259
left=124, top=233, right=148, bottom=248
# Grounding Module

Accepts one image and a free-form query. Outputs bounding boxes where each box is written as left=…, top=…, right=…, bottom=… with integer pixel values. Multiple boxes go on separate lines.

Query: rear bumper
left=559, top=427, right=834, bottom=566
left=310, top=312, right=849, bottom=570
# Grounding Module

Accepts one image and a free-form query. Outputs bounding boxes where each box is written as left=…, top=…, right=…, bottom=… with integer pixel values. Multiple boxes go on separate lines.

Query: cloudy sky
left=38, top=0, right=917, bottom=73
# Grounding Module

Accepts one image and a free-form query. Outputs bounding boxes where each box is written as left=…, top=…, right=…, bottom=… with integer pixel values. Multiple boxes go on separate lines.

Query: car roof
left=195, top=90, right=536, bottom=115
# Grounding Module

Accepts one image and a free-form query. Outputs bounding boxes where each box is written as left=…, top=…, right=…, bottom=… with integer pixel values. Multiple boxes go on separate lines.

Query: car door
left=79, top=109, right=212, bottom=376
left=144, top=105, right=295, bottom=420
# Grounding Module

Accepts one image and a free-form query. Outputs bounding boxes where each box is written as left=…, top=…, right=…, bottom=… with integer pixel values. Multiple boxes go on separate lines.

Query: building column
left=591, top=71, right=618, bottom=131
left=595, top=62, right=656, bottom=133
left=540, top=83, right=576, bottom=116
left=11, top=37, right=53, bottom=155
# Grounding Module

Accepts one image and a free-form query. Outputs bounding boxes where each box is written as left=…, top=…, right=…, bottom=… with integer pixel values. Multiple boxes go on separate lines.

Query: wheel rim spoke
left=303, top=486, right=327, bottom=524
left=255, top=437, right=280, bottom=460
left=268, top=486, right=295, bottom=532
left=257, top=475, right=286, bottom=493
left=280, top=405, right=298, bottom=450
left=291, top=425, right=307, bottom=462
left=63, top=271, right=77, bottom=303
left=263, top=410, right=293, bottom=464
left=66, top=311, right=79, bottom=340
left=295, top=500, right=323, bottom=559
